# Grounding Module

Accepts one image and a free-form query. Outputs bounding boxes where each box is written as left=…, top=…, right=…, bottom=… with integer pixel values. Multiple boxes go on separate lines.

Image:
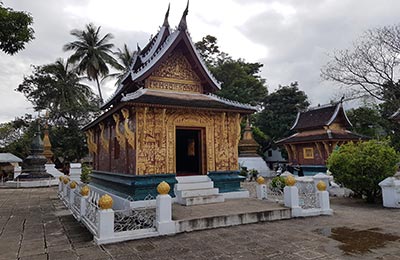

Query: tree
left=63, top=23, right=122, bottom=103
left=255, top=82, right=310, bottom=141
left=346, top=105, right=386, bottom=138
left=327, top=140, right=399, bottom=203
left=0, top=3, right=34, bottom=55
left=17, top=59, right=99, bottom=124
left=105, top=43, right=135, bottom=85
left=321, top=24, right=400, bottom=106
left=195, top=35, right=268, bottom=106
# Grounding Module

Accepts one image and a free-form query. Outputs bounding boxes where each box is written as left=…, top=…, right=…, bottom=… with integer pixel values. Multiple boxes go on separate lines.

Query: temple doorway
left=176, top=128, right=203, bottom=175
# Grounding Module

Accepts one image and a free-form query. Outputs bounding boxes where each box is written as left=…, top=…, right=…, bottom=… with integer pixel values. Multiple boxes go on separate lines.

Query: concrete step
left=176, top=176, right=210, bottom=183
left=183, top=194, right=225, bottom=206
left=175, top=181, right=214, bottom=191
left=177, top=188, right=219, bottom=198
left=176, top=207, right=291, bottom=233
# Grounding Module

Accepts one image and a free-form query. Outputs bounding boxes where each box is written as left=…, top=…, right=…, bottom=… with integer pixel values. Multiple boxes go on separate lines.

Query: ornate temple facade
left=277, top=101, right=368, bottom=168
left=83, top=5, right=256, bottom=177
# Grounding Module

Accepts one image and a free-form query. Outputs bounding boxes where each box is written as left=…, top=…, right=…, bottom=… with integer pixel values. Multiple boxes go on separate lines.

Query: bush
left=327, top=140, right=399, bottom=203
left=80, top=164, right=92, bottom=183
left=270, top=176, right=286, bottom=191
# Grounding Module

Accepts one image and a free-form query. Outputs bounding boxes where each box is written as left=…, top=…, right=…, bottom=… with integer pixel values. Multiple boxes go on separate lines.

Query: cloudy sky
left=1, top=0, right=400, bottom=123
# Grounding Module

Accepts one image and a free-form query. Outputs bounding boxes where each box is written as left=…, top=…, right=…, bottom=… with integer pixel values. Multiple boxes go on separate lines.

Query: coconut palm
left=17, top=58, right=98, bottom=123
left=63, top=23, right=122, bottom=103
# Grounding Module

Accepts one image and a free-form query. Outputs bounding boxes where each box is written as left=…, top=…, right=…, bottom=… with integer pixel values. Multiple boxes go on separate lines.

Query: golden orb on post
left=63, top=177, right=70, bottom=184
left=317, top=181, right=327, bottom=191
left=285, top=175, right=296, bottom=186
left=80, top=185, right=90, bottom=196
left=99, top=194, right=113, bottom=210
left=256, top=176, right=265, bottom=185
left=69, top=181, right=77, bottom=189
left=157, top=181, right=171, bottom=195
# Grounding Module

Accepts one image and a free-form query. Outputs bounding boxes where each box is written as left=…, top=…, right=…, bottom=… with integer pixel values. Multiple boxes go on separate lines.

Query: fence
left=255, top=174, right=333, bottom=217
left=57, top=178, right=167, bottom=244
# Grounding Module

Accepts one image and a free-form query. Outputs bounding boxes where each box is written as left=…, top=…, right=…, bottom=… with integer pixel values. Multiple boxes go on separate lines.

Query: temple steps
left=175, top=176, right=225, bottom=206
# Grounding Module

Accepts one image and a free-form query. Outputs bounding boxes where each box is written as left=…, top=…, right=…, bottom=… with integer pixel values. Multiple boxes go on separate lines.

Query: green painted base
left=207, top=171, right=245, bottom=193
left=90, top=171, right=177, bottom=201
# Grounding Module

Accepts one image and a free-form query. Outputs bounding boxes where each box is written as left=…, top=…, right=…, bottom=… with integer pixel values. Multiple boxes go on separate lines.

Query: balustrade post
left=156, top=182, right=176, bottom=235
left=97, top=194, right=115, bottom=242
left=283, top=175, right=301, bottom=217
left=255, top=176, right=267, bottom=200
left=316, top=181, right=333, bottom=215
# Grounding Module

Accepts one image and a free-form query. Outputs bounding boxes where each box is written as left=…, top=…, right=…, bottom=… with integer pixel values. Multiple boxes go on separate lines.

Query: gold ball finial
left=99, top=194, right=113, bottom=210
left=256, top=176, right=265, bottom=185
left=59, top=176, right=63, bottom=181
left=69, top=181, right=77, bottom=189
left=157, top=181, right=171, bottom=195
left=63, top=177, right=70, bottom=184
left=285, top=175, right=296, bottom=186
left=317, top=181, right=327, bottom=191
left=80, top=185, right=90, bottom=196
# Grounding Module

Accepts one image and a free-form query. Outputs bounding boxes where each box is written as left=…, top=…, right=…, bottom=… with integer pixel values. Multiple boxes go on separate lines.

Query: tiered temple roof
left=278, top=101, right=368, bottom=144
left=101, top=2, right=229, bottom=110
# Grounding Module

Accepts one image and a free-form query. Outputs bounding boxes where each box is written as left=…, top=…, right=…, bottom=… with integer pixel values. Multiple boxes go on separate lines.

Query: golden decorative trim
left=99, top=123, right=109, bottom=151
left=121, top=108, right=135, bottom=149
left=149, top=76, right=200, bottom=86
left=315, top=142, right=324, bottom=159
left=113, top=113, right=126, bottom=149
left=86, top=129, right=97, bottom=154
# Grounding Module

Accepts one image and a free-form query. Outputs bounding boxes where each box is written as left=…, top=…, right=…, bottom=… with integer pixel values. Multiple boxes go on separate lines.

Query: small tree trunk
left=95, top=76, right=103, bottom=104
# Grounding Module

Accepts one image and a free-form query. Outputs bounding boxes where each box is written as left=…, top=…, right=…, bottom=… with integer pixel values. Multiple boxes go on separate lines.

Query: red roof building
left=277, top=101, right=368, bottom=167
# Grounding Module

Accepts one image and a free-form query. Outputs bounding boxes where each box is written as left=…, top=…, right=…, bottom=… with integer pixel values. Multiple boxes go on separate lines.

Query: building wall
left=88, top=106, right=242, bottom=175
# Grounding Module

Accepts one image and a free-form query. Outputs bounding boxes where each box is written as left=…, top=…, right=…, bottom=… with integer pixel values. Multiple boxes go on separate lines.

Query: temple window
left=303, top=147, right=314, bottom=159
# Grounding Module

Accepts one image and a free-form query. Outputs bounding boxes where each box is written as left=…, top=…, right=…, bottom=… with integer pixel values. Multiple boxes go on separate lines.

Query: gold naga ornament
left=98, top=194, right=113, bottom=210
left=113, top=113, right=126, bottom=149
left=86, top=129, right=97, bottom=154
left=121, top=108, right=135, bottom=149
left=99, top=123, right=109, bottom=151
left=157, top=181, right=171, bottom=195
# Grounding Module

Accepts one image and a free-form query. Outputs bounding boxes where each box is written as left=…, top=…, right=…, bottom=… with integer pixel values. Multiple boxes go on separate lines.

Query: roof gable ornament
left=163, top=3, right=170, bottom=27
left=178, top=0, right=189, bottom=31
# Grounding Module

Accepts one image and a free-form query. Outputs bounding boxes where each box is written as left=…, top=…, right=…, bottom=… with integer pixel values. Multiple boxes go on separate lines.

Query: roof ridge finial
left=136, top=43, right=141, bottom=53
left=163, top=3, right=170, bottom=27
left=178, top=0, right=189, bottom=31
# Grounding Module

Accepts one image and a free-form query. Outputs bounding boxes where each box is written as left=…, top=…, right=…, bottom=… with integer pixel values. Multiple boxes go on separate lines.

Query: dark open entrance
left=176, top=128, right=202, bottom=175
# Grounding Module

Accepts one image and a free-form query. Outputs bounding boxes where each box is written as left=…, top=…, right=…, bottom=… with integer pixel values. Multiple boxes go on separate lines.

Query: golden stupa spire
left=42, top=111, right=53, bottom=163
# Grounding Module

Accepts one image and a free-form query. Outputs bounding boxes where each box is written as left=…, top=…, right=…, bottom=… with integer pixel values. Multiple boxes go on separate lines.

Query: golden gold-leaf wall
left=135, top=107, right=241, bottom=175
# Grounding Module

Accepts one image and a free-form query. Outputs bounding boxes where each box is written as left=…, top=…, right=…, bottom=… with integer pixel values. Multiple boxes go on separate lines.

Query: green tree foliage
left=7, top=59, right=100, bottom=161
left=17, top=59, right=99, bottom=123
left=0, top=3, right=34, bottom=55
left=195, top=35, right=267, bottom=106
left=327, top=140, right=399, bottom=202
left=255, top=82, right=310, bottom=141
left=346, top=106, right=385, bottom=138
left=64, top=23, right=122, bottom=103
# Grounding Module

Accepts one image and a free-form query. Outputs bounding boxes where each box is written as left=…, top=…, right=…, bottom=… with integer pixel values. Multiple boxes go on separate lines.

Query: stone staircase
left=175, top=176, right=225, bottom=206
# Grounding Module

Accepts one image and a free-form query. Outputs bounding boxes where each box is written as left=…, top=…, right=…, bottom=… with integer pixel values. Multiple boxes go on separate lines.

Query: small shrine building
left=276, top=101, right=368, bottom=174
left=82, top=5, right=256, bottom=198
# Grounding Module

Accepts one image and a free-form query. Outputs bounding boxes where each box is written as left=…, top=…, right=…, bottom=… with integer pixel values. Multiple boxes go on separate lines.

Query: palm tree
left=40, top=59, right=98, bottom=122
left=113, top=43, right=135, bottom=83
left=63, top=23, right=122, bottom=103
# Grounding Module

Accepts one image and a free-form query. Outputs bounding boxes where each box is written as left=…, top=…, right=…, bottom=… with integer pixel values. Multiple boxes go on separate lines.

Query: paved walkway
left=0, top=187, right=399, bottom=260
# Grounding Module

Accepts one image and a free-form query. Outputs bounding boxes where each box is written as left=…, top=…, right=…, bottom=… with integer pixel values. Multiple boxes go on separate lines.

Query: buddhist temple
left=276, top=100, right=368, bottom=174
left=82, top=4, right=256, bottom=200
